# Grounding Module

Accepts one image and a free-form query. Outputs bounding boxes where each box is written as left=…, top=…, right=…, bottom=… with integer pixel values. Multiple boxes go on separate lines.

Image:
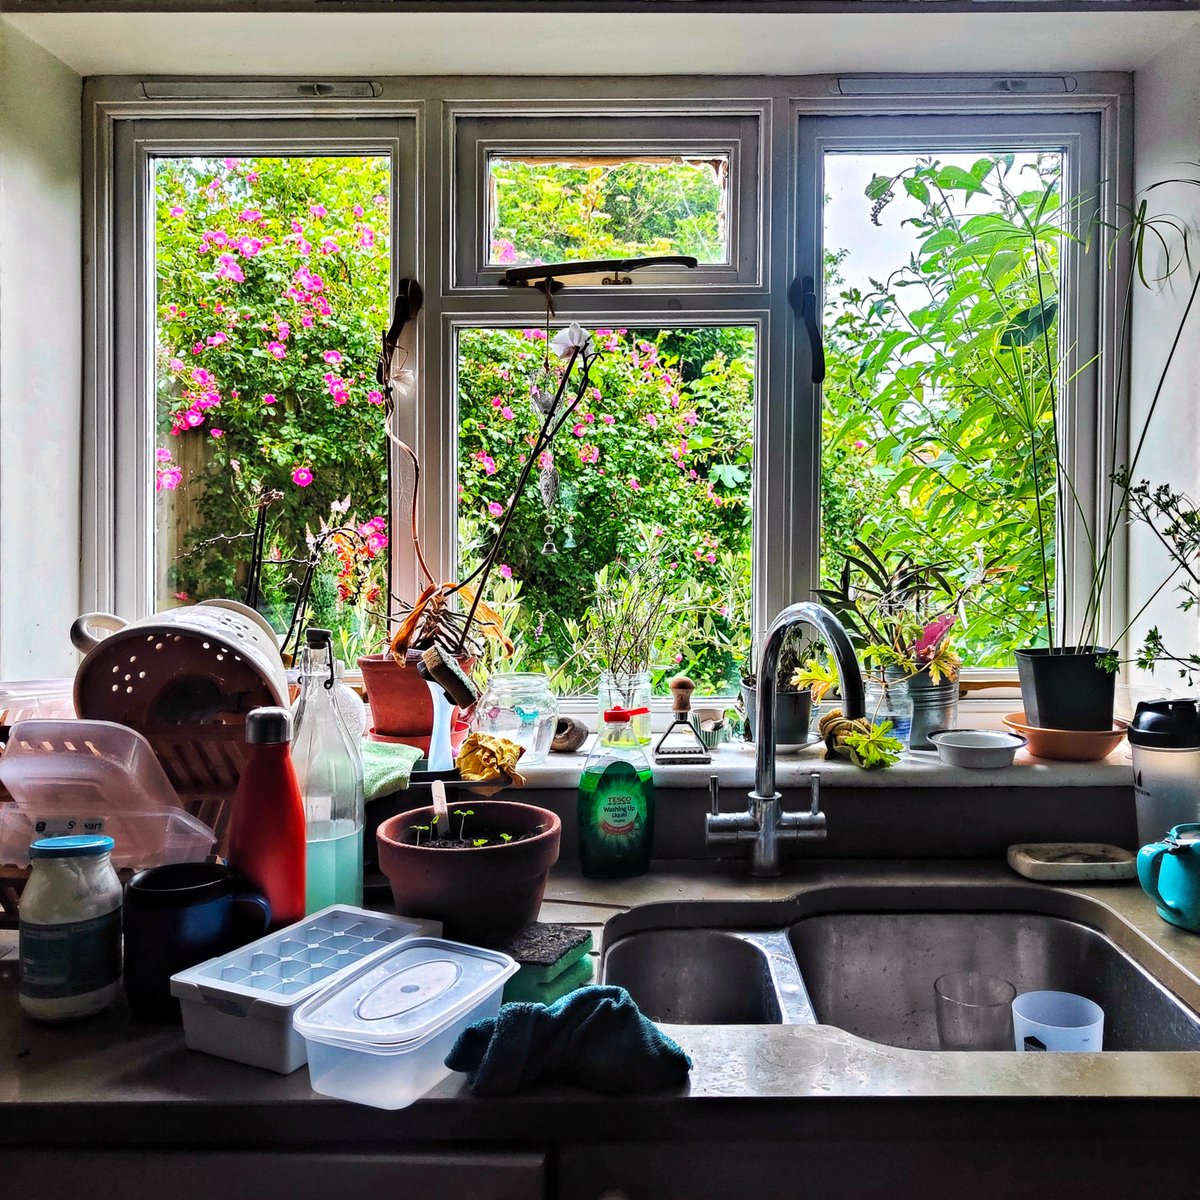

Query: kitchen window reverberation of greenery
left=124, top=97, right=1103, bottom=696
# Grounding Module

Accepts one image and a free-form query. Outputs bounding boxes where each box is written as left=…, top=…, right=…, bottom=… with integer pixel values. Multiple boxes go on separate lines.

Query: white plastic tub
left=170, top=905, right=440, bottom=1074
left=293, top=937, right=517, bottom=1109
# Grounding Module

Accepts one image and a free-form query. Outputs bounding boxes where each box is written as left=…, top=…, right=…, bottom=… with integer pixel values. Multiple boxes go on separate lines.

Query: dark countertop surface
left=3, top=859, right=1200, bottom=1148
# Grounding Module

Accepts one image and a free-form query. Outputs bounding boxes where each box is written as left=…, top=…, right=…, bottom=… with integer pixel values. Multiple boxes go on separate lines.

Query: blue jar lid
left=30, top=834, right=115, bottom=859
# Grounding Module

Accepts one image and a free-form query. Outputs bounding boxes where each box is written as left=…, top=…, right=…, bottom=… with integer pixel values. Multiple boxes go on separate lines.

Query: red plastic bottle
left=226, top=706, right=306, bottom=930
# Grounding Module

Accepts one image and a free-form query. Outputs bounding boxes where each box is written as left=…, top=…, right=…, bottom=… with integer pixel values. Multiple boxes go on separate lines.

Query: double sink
left=601, top=882, right=1200, bottom=1051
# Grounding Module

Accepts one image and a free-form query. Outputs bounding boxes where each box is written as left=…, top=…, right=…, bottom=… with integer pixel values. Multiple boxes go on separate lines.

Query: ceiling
left=3, top=10, right=1198, bottom=76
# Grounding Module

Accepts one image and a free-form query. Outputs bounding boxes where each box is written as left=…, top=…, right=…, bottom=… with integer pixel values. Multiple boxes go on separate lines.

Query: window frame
left=87, top=76, right=1132, bottom=702
left=795, top=109, right=1115, bottom=676
left=451, top=109, right=763, bottom=288
left=98, top=114, right=419, bottom=621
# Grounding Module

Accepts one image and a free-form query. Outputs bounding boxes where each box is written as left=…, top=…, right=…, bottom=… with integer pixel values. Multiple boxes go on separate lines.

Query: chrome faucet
left=706, top=602, right=865, bottom=876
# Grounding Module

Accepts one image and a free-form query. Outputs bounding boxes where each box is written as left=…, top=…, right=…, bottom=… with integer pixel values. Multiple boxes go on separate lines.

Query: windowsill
left=520, top=736, right=1133, bottom=791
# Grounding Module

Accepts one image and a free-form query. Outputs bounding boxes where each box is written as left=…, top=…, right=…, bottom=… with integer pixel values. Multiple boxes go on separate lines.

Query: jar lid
left=1128, top=699, right=1200, bottom=748
left=30, top=834, right=115, bottom=859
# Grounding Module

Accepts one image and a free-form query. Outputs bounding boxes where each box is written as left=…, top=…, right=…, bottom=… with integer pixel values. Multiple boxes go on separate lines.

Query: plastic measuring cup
left=1012, top=990, right=1104, bottom=1052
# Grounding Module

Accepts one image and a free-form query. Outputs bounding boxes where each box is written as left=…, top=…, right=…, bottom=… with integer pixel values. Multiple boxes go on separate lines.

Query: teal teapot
left=1138, top=824, right=1200, bottom=933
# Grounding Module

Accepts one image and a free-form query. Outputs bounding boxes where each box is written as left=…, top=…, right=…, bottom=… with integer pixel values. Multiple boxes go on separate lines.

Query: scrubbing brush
left=418, top=644, right=479, bottom=708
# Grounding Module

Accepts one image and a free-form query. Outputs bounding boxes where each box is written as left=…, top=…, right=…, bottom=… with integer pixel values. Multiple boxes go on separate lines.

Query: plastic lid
left=245, top=705, right=292, bottom=744
left=603, top=705, right=650, bottom=724
left=305, top=627, right=332, bottom=649
left=30, top=834, right=115, bottom=859
left=1128, top=699, right=1200, bottom=748
left=292, top=936, right=517, bottom=1050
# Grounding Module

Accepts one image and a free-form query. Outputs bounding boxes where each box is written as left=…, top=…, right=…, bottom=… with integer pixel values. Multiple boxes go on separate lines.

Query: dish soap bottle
left=292, top=628, right=365, bottom=911
left=578, top=706, right=655, bottom=878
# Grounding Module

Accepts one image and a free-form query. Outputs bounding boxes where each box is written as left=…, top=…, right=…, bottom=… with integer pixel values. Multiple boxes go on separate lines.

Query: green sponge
left=499, top=923, right=594, bottom=1004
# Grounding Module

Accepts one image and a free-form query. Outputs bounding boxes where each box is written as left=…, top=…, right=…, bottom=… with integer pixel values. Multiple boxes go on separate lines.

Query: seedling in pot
left=453, top=808, right=475, bottom=840
left=411, top=823, right=431, bottom=847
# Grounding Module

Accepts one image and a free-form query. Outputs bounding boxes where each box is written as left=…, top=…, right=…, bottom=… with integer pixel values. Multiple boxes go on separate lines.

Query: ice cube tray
left=170, top=905, right=441, bottom=1074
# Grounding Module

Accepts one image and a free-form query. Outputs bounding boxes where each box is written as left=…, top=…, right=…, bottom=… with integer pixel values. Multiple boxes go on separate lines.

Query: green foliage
left=489, top=157, right=726, bottom=264
left=821, top=154, right=1065, bottom=665
left=842, top=720, right=904, bottom=770
left=457, top=326, right=754, bottom=693
left=153, top=155, right=391, bottom=651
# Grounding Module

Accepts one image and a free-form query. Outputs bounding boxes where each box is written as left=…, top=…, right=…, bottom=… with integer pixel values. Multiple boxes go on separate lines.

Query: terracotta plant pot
left=358, top=651, right=472, bottom=754
left=376, top=800, right=561, bottom=946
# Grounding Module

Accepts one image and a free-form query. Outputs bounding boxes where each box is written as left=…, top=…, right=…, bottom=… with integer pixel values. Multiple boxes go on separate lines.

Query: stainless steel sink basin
left=603, top=929, right=815, bottom=1024
left=601, top=884, right=1200, bottom=1050
left=789, top=910, right=1200, bottom=1051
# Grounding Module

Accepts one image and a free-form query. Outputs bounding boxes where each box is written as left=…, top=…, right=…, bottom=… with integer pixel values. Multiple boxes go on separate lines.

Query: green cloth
left=360, top=740, right=423, bottom=801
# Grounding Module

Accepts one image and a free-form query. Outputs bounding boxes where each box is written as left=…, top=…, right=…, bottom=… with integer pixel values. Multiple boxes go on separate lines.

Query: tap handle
left=709, top=774, right=721, bottom=817
left=809, top=771, right=821, bottom=816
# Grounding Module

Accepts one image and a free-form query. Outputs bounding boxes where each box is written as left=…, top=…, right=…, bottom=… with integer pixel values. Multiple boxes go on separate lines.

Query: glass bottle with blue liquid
left=292, top=628, right=364, bottom=911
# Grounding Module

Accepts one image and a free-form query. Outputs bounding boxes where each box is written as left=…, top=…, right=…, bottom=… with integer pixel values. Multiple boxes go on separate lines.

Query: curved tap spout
left=753, top=602, right=864, bottom=805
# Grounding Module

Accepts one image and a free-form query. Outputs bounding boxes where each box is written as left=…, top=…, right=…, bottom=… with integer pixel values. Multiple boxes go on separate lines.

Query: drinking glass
left=934, top=971, right=1016, bottom=1050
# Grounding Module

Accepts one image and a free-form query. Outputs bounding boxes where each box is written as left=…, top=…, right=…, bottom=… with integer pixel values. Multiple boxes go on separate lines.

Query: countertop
left=2, top=858, right=1199, bottom=1151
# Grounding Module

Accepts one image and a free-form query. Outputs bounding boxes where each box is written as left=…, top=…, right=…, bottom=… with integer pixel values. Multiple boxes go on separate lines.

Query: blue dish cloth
left=445, top=985, right=692, bottom=1097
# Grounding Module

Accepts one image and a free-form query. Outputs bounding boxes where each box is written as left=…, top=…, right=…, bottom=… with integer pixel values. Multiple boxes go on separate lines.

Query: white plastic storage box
left=170, top=905, right=440, bottom=1074
left=292, top=937, right=518, bottom=1109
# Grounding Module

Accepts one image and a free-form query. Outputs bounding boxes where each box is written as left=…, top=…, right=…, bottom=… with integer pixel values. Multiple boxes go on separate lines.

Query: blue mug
left=1137, top=824, right=1200, bottom=934
left=124, top=861, right=270, bottom=1020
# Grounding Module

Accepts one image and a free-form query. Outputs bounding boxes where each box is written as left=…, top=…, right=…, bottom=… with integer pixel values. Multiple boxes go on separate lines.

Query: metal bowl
left=928, top=728, right=1027, bottom=769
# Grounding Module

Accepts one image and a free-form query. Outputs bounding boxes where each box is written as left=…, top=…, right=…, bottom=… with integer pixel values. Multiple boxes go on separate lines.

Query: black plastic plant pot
left=741, top=683, right=813, bottom=745
left=1015, top=646, right=1116, bottom=731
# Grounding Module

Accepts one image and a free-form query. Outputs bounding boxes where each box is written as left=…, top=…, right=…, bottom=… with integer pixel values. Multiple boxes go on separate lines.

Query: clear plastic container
left=1012, top=990, right=1104, bottom=1052
left=293, top=937, right=518, bottom=1109
left=0, top=719, right=215, bottom=869
left=170, top=905, right=440, bottom=1074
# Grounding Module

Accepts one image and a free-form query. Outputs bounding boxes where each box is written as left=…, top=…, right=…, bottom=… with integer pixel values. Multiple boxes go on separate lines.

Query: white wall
left=0, top=21, right=83, bottom=678
left=1127, top=24, right=1200, bottom=689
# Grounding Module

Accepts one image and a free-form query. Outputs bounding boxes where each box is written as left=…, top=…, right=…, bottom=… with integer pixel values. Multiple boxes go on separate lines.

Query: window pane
left=153, top=155, right=390, bottom=660
left=456, top=326, right=754, bottom=694
left=821, top=150, right=1063, bottom=666
left=487, top=155, right=728, bottom=265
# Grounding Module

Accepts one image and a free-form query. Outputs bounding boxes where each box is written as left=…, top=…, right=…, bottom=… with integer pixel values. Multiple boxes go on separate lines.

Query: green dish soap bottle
left=578, top=705, right=655, bottom=878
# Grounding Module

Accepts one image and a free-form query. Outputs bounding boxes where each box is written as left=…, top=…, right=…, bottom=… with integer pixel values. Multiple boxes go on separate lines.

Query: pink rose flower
left=291, top=466, right=314, bottom=487
left=309, top=203, right=327, bottom=219
left=488, top=501, right=504, bottom=517
left=210, top=428, right=224, bottom=438
left=367, top=389, right=384, bottom=405
left=267, top=341, right=287, bottom=359
left=262, top=393, right=277, bottom=405
left=322, top=350, right=342, bottom=364
left=499, top=564, right=513, bottom=579
left=155, top=447, right=172, bottom=462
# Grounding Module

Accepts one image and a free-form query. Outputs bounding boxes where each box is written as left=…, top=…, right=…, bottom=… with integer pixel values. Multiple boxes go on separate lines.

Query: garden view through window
left=487, top=154, right=729, bottom=265
left=456, top=326, right=755, bottom=697
left=153, top=154, right=391, bottom=663
left=820, top=149, right=1064, bottom=668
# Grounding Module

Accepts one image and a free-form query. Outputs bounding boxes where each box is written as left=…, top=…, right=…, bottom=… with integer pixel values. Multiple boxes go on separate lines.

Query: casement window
left=91, top=81, right=1125, bottom=697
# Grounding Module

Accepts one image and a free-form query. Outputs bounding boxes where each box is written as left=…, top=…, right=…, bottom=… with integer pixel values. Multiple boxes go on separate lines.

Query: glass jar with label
left=19, top=834, right=123, bottom=1022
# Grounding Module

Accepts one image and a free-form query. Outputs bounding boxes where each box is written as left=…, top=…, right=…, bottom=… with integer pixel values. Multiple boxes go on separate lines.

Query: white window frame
left=86, top=76, right=1131, bottom=702
left=795, top=109, right=1119, bottom=682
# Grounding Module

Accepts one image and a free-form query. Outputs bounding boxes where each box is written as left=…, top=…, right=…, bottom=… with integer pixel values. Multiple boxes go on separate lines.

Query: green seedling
left=473, top=838, right=489, bottom=848
left=411, top=824, right=431, bottom=847
left=453, top=808, right=475, bottom=839
left=500, top=832, right=513, bottom=843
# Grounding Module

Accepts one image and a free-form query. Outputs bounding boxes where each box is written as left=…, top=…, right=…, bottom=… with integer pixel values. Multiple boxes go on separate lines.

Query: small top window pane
left=487, top=154, right=729, bottom=266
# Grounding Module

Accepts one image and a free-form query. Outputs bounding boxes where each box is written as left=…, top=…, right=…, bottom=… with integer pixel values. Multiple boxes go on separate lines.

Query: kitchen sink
left=602, top=929, right=815, bottom=1025
left=601, top=884, right=1200, bottom=1051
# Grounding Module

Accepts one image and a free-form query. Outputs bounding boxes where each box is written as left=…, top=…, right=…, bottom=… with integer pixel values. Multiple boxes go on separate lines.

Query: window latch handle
left=790, top=274, right=826, bottom=385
